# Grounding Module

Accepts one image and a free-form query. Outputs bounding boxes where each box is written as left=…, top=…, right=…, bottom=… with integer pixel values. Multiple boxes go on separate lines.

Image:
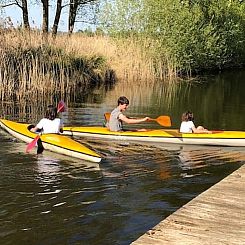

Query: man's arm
left=119, top=114, right=149, bottom=124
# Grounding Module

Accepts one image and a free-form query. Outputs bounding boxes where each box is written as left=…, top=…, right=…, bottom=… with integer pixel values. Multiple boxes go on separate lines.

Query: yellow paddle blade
left=104, top=112, right=110, bottom=122
left=155, top=115, right=171, bottom=127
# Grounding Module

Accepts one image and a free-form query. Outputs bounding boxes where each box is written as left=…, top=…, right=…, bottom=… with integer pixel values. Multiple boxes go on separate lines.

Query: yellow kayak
left=0, top=119, right=101, bottom=163
left=63, top=126, right=245, bottom=147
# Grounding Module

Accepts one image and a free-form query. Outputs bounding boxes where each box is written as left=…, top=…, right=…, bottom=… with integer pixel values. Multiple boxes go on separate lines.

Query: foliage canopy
left=100, top=0, right=245, bottom=73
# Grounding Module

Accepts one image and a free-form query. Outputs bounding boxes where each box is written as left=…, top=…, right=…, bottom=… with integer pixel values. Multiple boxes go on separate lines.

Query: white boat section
left=63, top=126, right=245, bottom=147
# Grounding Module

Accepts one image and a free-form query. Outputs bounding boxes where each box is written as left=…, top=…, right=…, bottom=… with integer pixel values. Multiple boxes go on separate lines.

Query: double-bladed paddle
left=104, top=112, right=171, bottom=127
left=26, top=101, right=66, bottom=153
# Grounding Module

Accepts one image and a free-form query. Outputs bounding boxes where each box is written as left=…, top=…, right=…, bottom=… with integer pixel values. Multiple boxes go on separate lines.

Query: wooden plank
left=132, top=164, right=245, bottom=245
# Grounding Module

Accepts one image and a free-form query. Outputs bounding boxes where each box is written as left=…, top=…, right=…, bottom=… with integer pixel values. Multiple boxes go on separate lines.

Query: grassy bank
left=0, top=30, right=179, bottom=104
left=0, top=30, right=110, bottom=103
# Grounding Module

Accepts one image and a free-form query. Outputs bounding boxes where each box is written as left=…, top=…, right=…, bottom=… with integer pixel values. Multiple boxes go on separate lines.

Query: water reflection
left=102, top=70, right=245, bottom=131
left=0, top=128, right=244, bottom=244
left=35, top=155, right=61, bottom=185
left=1, top=70, right=245, bottom=244
left=178, top=145, right=245, bottom=171
left=1, top=70, right=245, bottom=132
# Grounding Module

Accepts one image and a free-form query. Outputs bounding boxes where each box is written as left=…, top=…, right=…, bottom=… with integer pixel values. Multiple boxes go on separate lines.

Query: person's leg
left=196, top=126, right=205, bottom=131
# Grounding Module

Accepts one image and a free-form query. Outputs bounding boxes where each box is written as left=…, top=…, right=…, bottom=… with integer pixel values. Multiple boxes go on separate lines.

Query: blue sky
left=2, top=4, right=90, bottom=32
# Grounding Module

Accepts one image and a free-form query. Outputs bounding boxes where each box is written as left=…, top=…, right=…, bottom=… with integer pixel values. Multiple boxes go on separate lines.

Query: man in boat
left=108, top=96, right=150, bottom=132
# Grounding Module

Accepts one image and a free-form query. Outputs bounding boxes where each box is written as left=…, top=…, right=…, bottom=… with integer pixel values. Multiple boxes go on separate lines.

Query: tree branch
left=82, top=0, right=98, bottom=4
left=75, top=20, right=96, bottom=24
left=0, top=2, right=18, bottom=8
left=61, top=3, right=70, bottom=8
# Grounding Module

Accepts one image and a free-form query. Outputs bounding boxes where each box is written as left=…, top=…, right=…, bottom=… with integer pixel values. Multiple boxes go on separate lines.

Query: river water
left=1, top=70, right=245, bottom=244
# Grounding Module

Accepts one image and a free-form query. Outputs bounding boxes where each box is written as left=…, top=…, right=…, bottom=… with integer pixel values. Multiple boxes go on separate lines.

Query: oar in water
left=26, top=100, right=66, bottom=153
left=104, top=112, right=171, bottom=127
left=26, top=134, right=40, bottom=153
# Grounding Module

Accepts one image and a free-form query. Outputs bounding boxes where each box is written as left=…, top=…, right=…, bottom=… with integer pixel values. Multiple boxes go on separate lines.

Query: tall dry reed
left=0, top=29, right=178, bottom=107
left=0, top=30, right=108, bottom=103
left=60, top=34, right=179, bottom=84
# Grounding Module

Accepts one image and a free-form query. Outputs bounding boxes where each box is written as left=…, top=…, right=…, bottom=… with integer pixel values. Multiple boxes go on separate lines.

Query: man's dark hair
left=118, top=96, right=129, bottom=106
left=45, top=105, right=57, bottom=120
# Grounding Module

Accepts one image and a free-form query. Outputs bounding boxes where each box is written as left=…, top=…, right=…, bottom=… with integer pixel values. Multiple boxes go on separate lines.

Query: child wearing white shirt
left=180, top=111, right=211, bottom=134
left=31, top=105, right=63, bottom=134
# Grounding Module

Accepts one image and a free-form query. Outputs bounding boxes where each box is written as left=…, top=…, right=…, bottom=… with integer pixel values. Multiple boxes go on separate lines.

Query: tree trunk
left=52, top=0, right=63, bottom=37
left=68, top=0, right=79, bottom=35
left=41, top=0, right=49, bottom=33
left=21, top=0, right=30, bottom=29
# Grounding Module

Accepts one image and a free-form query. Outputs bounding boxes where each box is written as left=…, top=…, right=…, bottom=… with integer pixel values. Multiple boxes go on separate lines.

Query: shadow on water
left=0, top=69, right=245, bottom=244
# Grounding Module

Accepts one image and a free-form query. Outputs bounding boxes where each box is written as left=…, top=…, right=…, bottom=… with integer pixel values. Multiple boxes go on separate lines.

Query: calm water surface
left=1, top=70, right=245, bottom=244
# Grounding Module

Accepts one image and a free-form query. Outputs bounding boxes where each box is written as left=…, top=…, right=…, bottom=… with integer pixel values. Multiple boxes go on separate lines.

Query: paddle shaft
left=149, top=118, right=157, bottom=122
left=104, top=113, right=171, bottom=127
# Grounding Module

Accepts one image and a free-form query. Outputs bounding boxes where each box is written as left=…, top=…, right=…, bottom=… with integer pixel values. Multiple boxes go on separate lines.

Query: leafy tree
left=144, top=0, right=245, bottom=72
left=99, top=0, right=245, bottom=73
left=99, top=0, right=146, bottom=36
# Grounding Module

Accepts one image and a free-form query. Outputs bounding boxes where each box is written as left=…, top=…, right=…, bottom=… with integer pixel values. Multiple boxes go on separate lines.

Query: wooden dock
left=132, top=164, right=245, bottom=245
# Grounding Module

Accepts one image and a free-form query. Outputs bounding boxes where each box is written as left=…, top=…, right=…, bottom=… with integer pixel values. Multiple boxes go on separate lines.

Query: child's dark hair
left=182, top=111, right=194, bottom=122
left=118, top=96, right=129, bottom=106
left=45, top=105, right=57, bottom=120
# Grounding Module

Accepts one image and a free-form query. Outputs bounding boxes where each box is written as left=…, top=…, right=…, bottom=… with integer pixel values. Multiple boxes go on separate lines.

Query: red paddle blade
left=57, top=101, right=66, bottom=113
left=26, top=135, right=40, bottom=153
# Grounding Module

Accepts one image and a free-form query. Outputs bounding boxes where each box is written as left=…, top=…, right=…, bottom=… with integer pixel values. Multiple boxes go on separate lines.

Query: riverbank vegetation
left=0, top=29, right=171, bottom=103
left=100, top=0, right=245, bottom=74
left=0, top=30, right=114, bottom=102
left=1, top=0, right=245, bottom=105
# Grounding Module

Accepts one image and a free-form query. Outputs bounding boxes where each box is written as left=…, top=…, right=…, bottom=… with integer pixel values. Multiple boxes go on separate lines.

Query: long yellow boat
left=0, top=119, right=101, bottom=163
left=62, top=126, right=245, bottom=147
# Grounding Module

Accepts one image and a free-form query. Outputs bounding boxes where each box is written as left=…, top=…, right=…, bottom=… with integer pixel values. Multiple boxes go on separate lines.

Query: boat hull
left=0, top=119, right=101, bottom=163
left=63, top=126, right=245, bottom=147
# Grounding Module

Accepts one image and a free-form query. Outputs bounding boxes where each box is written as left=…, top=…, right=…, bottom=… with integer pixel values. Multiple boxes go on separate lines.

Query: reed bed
left=0, top=29, right=178, bottom=110
left=65, top=35, right=179, bottom=83
left=0, top=30, right=108, bottom=103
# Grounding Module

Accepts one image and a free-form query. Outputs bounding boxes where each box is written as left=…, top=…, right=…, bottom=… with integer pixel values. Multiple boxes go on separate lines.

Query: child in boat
left=108, top=96, right=150, bottom=132
left=31, top=105, right=63, bottom=134
left=180, top=111, right=212, bottom=134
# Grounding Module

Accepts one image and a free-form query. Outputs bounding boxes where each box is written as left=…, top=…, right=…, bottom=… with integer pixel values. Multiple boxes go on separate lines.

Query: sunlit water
left=1, top=70, right=245, bottom=244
